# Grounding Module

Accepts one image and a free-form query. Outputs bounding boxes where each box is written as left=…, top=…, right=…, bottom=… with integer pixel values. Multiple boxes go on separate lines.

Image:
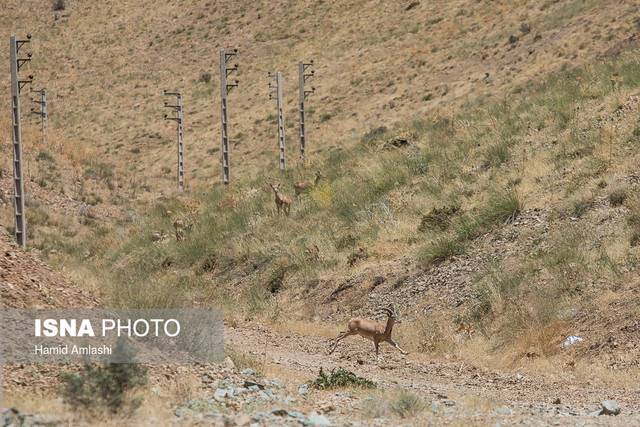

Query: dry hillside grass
left=1, top=0, right=640, bottom=369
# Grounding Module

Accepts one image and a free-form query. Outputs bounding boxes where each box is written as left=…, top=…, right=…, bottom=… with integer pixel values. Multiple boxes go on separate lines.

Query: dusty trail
left=227, top=324, right=640, bottom=425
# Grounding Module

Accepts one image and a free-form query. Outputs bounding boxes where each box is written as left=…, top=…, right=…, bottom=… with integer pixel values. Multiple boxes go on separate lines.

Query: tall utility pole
left=219, top=48, right=239, bottom=185
left=163, top=90, right=185, bottom=192
left=9, top=34, right=33, bottom=249
left=30, top=88, right=47, bottom=145
left=298, top=60, right=315, bottom=164
left=268, top=71, right=286, bottom=170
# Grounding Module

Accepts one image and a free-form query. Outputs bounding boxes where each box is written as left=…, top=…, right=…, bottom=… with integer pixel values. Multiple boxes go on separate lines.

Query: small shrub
left=608, top=188, right=627, bottom=206
left=36, top=150, right=55, bottom=163
left=361, top=126, right=388, bottom=144
left=482, top=189, right=522, bottom=225
left=418, top=205, right=460, bottom=232
left=571, top=197, right=592, bottom=218
left=334, top=233, right=358, bottom=250
left=484, top=142, right=510, bottom=167
left=390, top=391, right=424, bottom=418
left=311, top=367, right=376, bottom=390
left=61, top=340, right=147, bottom=414
left=52, top=0, right=65, bottom=11
left=319, top=112, right=333, bottom=122
left=267, top=264, right=287, bottom=294
left=198, top=72, right=212, bottom=83
left=418, top=236, right=464, bottom=266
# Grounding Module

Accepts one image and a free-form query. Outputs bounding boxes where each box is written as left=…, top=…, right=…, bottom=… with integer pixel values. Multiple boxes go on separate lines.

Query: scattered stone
left=213, top=388, right=227, bottom=402
left=320, top=404, right=335, bottom=414
left=244, top=380, right=265, bottom=390
left=241, top=368, right=255, bottom=376
left=271, top=408, right=289, bottom=417
left=495, top=406, right=513, bottom=415
left=289, top=411, right=306, bottom=421
left=599, top=400, right=620, bottom=416
left=268, top=378, right=284, bottom=388
left=1, top=408, right=21, bottom=426
left=298, top=383, right=309, bottom=396
left=234, top=414, right=252, bottom=426
left=224, top=356, right=236, bottom=370
left=305, top=412, right=332, bottom=426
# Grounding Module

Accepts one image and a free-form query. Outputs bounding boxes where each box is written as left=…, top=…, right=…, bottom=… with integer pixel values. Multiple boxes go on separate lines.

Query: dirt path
left=226, top=324, right=640, bottom=425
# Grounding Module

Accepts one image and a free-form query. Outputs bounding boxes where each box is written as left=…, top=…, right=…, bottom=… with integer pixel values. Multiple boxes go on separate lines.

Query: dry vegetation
left=2, top=1, right=640, bottom=422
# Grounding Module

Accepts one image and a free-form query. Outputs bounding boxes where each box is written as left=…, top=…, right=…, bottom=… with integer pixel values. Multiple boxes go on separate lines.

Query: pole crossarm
left=10, top=34, right=32, bottom=247
left=298, top=59, right=316, bottom=164
left=268, top=71, right=286, bottom=170
left=219, top=47, right=239, bottom=185
left=163, top=90, right=185, bottom=191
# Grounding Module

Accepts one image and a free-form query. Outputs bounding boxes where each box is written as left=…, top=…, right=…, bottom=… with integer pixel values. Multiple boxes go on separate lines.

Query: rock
left=1, top=408, right=21, bottom=426
left=223, top=356, right=236, bottom=370
left=304, top=413, right=332, bottom=426
left=213, top=388, right=228, bottom=401
left=320, top=404, right=336, bottom=413
left=271, top=408, right=289, bottom=417
left=552, top=397, right=561, bottom=405
left=241, top=368, right=255, bottom=376
left=244, top=380, right=264, bottom=390
left=298, top=383, right=309, bottom=396
left=257, top=390, right=272, bottom=401
left=289, top=411, right=306, bottom=421
left=233, top=414, right=252, bottom=426
left=599, top=400, right=620, bottom=416
left=268, top=378, right=283, bottom=388
left=495, top=406, right=512, bottom=415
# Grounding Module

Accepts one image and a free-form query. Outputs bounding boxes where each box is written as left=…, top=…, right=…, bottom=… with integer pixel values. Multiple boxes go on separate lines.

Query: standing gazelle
left=269, top=182, right=292, bottom=215
left=329, top=304, right=408, bottom=355
left=294, top=171, right=323, bottom=195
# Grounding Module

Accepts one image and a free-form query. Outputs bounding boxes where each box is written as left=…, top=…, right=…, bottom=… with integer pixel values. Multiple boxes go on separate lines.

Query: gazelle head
left=378, top=303, right=401, bottom=323
left=269, top=182, right=280, bottom=192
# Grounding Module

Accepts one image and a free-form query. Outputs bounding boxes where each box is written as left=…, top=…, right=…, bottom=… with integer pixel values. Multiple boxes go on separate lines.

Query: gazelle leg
left=386, top=338, right=408, bottom=355
left=329, top=330, right=354, bottom=354
left=374, top=340, right=379, bottom=355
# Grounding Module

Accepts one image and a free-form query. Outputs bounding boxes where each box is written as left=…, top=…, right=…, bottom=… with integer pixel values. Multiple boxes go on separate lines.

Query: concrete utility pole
left=298, top=60, right=315, bottom=164
left=9, top=34, right=33, bottom=249
left=163, top=90, right=185, bottom=192
left=268, top=71, right=286, bottom=170
left=30, top=88, right=47, bottom=145
left=219, top=48, right=239, bottom=185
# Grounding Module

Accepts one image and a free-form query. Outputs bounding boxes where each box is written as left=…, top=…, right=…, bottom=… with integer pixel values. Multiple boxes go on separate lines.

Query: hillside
left=1, top=0, right=639, bottom=194
left=1, top=0, right=640, bottom=425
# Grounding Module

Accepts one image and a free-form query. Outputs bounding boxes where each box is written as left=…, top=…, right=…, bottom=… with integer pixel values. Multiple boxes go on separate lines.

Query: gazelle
left=293, top=171, right=323, bottom=195
left=269, top=182, right=292, bottom=215
left=329, top=304, right=408, bottom=355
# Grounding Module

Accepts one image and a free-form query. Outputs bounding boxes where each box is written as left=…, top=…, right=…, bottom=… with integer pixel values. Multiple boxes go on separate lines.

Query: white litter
left=561, top=335, right=583, bottom=348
